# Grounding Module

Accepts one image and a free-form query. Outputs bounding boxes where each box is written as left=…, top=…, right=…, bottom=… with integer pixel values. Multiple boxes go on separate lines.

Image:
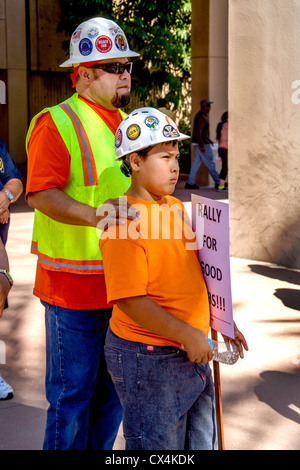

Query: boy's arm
left=116, top=295, right=213, bottom=364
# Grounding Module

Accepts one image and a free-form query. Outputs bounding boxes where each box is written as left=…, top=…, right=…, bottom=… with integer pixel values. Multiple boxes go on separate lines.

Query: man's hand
left=0, top=192, right=10, bottom=216
left=0, top=275, right=10, bottom=318
left=0, top=209, right=10, bottom=224
left=96, top=196, right=140, bottom=230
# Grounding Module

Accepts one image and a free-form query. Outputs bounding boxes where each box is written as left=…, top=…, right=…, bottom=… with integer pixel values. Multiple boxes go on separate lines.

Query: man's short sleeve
left=26, top=112, right=70, bottom=198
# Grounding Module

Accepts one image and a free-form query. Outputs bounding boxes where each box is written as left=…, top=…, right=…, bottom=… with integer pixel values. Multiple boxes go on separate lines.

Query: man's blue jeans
left=104, top=328, right=218, bottom=450
left=42, top=302, right=123, bottom=450
left=187, top=143, right=219, bottom=185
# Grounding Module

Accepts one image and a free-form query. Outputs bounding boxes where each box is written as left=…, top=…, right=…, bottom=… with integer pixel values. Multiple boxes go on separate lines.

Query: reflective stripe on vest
left=31, top=241, right=104, bottom=274
left=27, top=94, right=129, bottom=274
left=59, top=103, right=98, bottom=187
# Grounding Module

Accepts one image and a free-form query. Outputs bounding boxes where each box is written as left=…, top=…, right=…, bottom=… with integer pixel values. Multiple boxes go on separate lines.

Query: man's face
left=203, top=104, right=211, bottom=114
left=81, top=57, right=132, bottom=110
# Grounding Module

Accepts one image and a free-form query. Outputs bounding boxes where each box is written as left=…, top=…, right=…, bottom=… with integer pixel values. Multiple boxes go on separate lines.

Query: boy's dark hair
left=136, top=140, right=178, bottom=159
left=216, top=111, right=228, bottom=140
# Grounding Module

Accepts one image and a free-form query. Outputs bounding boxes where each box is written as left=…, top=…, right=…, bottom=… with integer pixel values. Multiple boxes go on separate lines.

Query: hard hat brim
left=60, top=50, right=140, bottom=67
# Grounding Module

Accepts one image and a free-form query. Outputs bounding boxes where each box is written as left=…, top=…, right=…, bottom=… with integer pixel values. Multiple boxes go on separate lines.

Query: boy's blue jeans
left=42, top=302, right=123, bottom=450
left=104, top=327, right=218, bottom=450
left=187, top=143, right=219, bottom=186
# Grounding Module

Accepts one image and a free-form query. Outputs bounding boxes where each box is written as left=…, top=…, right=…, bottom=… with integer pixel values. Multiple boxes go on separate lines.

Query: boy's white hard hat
left=115, top=107, right=190, bottom=159
left=60, top=17, right=139, bottom=67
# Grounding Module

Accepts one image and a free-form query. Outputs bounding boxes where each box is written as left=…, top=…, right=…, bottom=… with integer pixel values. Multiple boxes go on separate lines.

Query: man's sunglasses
left=89, top=62, right=133, bottom=75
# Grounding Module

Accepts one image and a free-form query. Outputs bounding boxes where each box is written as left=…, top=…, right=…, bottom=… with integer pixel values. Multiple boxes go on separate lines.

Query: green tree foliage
left=58, top=0, right=191, bottom=110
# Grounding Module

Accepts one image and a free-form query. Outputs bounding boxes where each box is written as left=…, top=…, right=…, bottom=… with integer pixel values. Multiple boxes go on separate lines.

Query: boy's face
left=131, top=142, right=180, bottom=200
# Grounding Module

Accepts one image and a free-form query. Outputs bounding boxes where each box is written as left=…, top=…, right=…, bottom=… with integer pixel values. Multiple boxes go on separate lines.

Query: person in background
left=185, top=99, right=219, bottom=190
left=25, top=17, right=139, bottom=450
left=0, top=139, right=23, bottom=400
left=216, top=111, right=228, bottom=191
left=157, top=98, right=176, bottom=121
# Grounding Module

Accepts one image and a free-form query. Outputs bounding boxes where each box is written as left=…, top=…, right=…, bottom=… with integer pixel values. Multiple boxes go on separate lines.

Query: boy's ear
left=129, top=153, right=141, bottom=172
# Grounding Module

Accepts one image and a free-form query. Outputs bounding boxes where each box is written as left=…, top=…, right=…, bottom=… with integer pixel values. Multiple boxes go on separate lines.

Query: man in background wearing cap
left=185, top=99, right=220, bottom=189
left=25, top=17, right=139, bottom=450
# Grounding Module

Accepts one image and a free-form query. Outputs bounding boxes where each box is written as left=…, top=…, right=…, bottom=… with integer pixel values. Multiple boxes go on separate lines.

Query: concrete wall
left=228, top=0, right=300, bottom=269
left=191, top=0, right=210, bottom=184
left=208, top=0, right=228, bottom=147
left=191, top=0, right=228, bottom=185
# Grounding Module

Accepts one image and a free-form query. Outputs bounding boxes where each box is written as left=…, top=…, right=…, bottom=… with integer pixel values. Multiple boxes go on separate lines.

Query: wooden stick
left=211, top=329, right=225, bottom=450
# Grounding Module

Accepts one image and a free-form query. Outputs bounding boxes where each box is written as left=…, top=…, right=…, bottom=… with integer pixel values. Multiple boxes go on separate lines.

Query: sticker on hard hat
left=145, top=116, right=159, bottom=129
left=163, top=125, right=180, bottom=138
left=72, top=29, right=82, bottom=43
left=115, top=34, right=127, bottom=51
left=79, top=38, right=93, bottom=56
left=127, top=124, right=141, bottom=140
left=87, top=27, right=99, bottom=39
left=115, top=129, right=123, bottom=148
left=95, top=35, right=113, bottom=53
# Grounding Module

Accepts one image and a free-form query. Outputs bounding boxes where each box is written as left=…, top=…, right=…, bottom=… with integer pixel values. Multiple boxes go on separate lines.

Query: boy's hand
left=222, top=322, right=248, bottom=358
left=183, top=328, right=213, bottom=363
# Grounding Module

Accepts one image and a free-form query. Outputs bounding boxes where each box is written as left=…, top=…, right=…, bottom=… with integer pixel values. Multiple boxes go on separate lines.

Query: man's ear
left=78, top=66, right=93, bottom=85
left=129, top=153, right=141, bottom=172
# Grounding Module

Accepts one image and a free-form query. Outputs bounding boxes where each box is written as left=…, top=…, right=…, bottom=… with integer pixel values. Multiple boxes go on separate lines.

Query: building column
left=191, top=0, right=228, bottom=185
left=228, top=0, right=300, bottom=268
left=6, top=0, right=27, bottom=163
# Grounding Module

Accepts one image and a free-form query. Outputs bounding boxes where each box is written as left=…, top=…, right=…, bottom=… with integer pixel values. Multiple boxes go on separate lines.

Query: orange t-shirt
left=99, top=195, right=210, bottom=347
left=26, top=96, right=123, bottom=309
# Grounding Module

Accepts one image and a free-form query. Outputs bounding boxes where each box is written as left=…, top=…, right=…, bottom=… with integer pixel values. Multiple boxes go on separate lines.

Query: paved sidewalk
left=0, top=180, right=299, bottom=450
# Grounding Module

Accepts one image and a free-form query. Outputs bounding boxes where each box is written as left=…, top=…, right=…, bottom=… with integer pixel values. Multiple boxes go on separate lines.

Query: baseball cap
left=200, top=99, right=213, bottom=108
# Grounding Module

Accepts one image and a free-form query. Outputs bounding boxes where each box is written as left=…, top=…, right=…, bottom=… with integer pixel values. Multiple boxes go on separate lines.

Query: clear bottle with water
left=207, top=338, right=239, bottom=365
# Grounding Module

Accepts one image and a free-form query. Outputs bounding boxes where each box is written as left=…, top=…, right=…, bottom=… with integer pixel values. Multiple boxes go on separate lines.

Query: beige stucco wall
left=229, top=0, right=300, bottom=269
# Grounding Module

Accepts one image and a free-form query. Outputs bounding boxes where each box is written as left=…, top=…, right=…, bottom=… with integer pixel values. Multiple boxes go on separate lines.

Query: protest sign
left=191, top=194, right=234, bottom=339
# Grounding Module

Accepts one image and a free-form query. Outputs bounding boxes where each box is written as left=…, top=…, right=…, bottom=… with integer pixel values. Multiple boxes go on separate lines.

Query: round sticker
left=87, top=27, right=99, bottom=39
left=126, top=124, right=141, bottom=141
left=72, top=28, right=82, bottom=43
left=95, top=35, right=113, bottom=53
left=115, top=34, right=127, bottom=51
left=162, top=125, right=180, bottom=138
left=115, top=129, right=123, bottom=148
left=145, top=116, right=159, bottom=129
left=79, top=38, right=93, bottom=56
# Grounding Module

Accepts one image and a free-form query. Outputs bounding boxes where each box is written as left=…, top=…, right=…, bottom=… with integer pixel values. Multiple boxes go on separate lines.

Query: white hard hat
left=115, top=107, right=190, bottom=159
left=60, top=17, right=140, bottom=67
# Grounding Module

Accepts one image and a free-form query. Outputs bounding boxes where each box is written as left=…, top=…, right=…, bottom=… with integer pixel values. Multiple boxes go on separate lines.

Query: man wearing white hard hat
left=25, top=17, right=140, bottom=450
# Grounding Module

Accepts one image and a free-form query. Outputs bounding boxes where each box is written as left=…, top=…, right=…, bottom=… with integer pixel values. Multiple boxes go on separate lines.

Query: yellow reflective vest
left=26, top=93, right=130, bottom=274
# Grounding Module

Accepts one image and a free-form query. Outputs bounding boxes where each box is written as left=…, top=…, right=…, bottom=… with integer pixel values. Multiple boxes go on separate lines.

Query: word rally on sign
left=197, top=203, right=222, bottom=223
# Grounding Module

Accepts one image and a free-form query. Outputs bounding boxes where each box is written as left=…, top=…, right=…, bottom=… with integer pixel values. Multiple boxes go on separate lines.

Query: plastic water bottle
left=207, top=338, right=239, bottom=365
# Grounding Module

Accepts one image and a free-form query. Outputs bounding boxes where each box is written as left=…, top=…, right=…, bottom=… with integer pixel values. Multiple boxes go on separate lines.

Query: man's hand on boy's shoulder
left=96, top=196, right=140, bottom=231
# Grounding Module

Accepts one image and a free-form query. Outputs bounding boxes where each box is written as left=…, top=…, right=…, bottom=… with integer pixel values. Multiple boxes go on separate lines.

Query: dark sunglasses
left=89, top=62, right=133, bottom=75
